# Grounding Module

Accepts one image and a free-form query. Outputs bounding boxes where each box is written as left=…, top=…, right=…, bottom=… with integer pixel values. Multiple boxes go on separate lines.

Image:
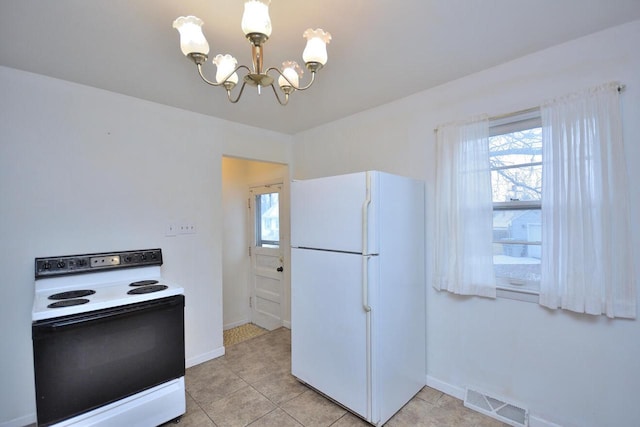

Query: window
left=489, top=110, right=542, bottom=294
left=255, top=192, right=280, bottom=247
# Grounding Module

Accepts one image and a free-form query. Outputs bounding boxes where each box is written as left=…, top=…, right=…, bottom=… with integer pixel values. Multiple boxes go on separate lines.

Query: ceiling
left=2, top=1, right=640, bottom=135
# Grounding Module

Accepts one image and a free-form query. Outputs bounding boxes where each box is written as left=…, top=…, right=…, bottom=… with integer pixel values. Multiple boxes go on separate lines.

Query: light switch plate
left=165, top=223, right=177, bottom=237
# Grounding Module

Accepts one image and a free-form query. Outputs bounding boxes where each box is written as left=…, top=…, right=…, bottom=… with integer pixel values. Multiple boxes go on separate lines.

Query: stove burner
left=48, top=290, right=96, bottom=300
left=48, top=299, right=90, bottom=308
left=127, top=285, right=168, bottom=295
left=129, top=280, right=159, bottom=287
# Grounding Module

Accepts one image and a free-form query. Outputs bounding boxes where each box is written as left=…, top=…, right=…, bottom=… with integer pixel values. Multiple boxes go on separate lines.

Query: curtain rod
left=433, top=84, right=626, bottom=133
left=489, top=84, right=625, bottom=122
left=433, top=107, right=538, bottom=133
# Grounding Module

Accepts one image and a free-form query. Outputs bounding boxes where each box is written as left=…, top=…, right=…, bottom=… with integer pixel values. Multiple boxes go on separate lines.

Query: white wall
left=221, top=157, right=288, bottom=329
left=0, top=66, right=292, bottom=426
left=292, top=21, right=640, bottom=427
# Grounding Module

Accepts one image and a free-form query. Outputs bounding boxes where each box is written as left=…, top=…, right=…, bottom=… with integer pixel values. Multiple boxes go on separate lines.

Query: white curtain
left=540, top=82, right=636, bottom=318
left=434, top=116, right=496, bottom=298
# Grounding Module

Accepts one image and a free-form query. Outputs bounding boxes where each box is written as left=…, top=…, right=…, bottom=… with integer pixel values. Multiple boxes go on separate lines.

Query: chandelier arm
left=196, top=63, right=223, bottom=87
left=234, top=64, right=252, bottom=74
left=226, top=81, right=249, bottom=104
left=269, top=84, right=290, bottom=106
left=265, top=67, right=317, bottom=91
left=196, top=64, right=252, bottom=87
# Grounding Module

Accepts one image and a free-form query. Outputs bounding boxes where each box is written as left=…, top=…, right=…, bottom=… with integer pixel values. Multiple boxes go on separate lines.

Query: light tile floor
left=165, top=327, right=506, bottom=427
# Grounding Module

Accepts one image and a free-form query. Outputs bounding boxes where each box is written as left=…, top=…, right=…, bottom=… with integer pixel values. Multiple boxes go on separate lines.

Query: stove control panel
left=35, top=249, right=163, bottom=278
left=90, top=255, right=121, bottom=267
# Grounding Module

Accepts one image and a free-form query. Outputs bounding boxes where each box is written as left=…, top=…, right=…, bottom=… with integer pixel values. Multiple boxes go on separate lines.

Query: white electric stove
left=31, top=249, right=186, bottom=427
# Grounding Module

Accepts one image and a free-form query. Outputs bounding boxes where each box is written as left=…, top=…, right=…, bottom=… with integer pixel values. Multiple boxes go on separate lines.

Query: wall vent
left=464, top=388, right=528, bottom=427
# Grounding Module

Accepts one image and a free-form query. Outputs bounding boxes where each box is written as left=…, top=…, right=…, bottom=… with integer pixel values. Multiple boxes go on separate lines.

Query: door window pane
left=256, top=192, right=279, bottom=247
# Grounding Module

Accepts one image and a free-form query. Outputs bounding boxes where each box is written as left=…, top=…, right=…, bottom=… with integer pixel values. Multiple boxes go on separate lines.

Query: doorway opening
left=221, top=156, right=290, bottom=347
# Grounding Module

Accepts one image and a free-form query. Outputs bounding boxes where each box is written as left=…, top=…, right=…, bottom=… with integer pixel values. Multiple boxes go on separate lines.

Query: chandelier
left=173, top=0, right=331, bottom=105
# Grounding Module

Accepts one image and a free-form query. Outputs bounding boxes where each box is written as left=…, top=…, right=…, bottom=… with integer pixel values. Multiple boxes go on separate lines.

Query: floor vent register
left=464, top=388, right=528, bottom=427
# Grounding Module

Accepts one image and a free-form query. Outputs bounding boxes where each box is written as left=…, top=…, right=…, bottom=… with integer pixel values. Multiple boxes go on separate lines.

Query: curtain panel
left=434, top=116, right=496, bottom=298
left=540, top=82, right=636, bottom=319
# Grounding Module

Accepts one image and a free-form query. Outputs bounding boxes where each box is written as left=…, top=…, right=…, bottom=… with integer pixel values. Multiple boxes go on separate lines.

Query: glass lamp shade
left=213, top=54, right=239, bottom=84
left=173, top=16, right=210, bottom=56
left=278, top=61, right=302, bottom=88
left=302, top=28, right=331, bottom=65
left=241, top=0, right=272, bottom=37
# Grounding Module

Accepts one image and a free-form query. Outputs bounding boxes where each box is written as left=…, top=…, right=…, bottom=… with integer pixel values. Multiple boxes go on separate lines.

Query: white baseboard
left=0, top=413, right=36, bottom=427
left=223, top=318, right=250, bottom=330
left=425, top=375, right=564, bottom=427
left=426, top=375, right=465, bottom=400
left=186, top=346, right=225, bottom=368
left=529, top=415, right=563, bottom=427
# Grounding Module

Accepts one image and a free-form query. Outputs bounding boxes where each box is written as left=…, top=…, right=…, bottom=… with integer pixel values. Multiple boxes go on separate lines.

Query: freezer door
left=291, top=172, right=378, bottom=254
left=291, top=248, right=370, bottom=419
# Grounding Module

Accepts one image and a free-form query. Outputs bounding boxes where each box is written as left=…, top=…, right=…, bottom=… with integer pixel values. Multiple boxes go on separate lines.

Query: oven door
left=32, top=295, right=185, bottom=427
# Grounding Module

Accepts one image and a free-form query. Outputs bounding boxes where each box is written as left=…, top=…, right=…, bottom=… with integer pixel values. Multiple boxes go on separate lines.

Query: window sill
left=496, top=286, right=539, bottom=303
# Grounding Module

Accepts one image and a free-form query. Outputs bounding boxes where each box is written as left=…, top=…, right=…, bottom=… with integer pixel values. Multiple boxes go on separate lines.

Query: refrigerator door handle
left=362, top=255, right=372, bottom=313
left=362, top=173, right=372, bottom=313
left=362, top=172, right=371, bottom=256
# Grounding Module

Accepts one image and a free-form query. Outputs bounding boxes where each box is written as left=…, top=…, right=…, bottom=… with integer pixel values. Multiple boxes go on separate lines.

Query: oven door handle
left=35, top=296, right=184, bottom=331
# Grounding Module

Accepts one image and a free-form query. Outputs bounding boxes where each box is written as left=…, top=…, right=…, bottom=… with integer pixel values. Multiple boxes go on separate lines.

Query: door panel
left=252, top=248, right=282, bottom=330
left=250, top=185, right=283, bottom=330
left=291, top=248, right=368, bottom=418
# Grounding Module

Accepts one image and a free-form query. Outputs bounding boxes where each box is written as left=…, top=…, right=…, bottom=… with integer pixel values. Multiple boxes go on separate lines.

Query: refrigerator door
left=291, top=172, right=378, bottom=254
left=291, top=248, right=372, bottom=420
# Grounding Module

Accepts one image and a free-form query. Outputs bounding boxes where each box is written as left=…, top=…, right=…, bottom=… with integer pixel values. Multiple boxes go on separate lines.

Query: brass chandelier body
left=173, top=1, right=331, bottom=105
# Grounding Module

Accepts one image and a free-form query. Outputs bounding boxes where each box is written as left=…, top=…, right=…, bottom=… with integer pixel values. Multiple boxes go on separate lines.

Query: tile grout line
left=185, top=389, right=219, bottom=427
left=242, top=373, right=310, bottom=426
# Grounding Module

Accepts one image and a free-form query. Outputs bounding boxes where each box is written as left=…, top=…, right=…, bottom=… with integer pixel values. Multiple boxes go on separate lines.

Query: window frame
left=489, top=109, right=542, bottom=299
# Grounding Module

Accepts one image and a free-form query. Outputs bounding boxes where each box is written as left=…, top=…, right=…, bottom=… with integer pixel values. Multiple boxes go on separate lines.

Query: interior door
left=249, top=185, right=284, bottom=330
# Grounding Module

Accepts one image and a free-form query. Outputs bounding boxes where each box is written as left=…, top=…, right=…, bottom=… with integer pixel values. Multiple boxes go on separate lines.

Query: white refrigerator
left=291, top=170, right=426, bottom=426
